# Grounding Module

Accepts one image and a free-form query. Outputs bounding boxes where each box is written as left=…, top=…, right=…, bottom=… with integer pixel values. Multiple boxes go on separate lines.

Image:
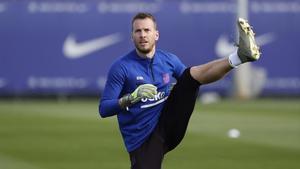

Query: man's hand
left=130, top=84, right=158, bottom=104
left=119, top=84, right=157, bottom=108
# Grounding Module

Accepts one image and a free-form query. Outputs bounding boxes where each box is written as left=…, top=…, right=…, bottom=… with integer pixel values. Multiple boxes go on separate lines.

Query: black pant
left=130, top=68, right=200, bottom=169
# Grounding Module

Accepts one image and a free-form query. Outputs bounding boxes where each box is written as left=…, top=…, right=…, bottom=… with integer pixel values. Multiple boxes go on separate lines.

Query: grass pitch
left=0, top=98, right=299, bottom=169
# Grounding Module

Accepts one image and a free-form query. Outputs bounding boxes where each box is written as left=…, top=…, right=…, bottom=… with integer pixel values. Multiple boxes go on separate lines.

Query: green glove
left=119, top=84, right=157, bottom=108
left=130, top=84, right=157, bottom=103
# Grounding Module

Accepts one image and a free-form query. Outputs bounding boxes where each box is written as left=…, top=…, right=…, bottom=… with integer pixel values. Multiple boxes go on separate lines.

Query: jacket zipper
left=150, top=59, right=155, bottom=82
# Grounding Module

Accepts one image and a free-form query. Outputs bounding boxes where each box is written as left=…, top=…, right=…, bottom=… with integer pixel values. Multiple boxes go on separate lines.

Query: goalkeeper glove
left=119, top=84, right=157, bottom=109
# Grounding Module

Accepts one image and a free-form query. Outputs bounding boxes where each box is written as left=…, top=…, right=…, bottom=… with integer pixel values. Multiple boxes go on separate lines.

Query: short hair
left=131, top=12, right=157, bottom=31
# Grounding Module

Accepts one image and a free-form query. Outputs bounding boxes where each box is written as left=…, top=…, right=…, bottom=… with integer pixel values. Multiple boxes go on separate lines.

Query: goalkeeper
left=99, top=12, right=260, bottom=169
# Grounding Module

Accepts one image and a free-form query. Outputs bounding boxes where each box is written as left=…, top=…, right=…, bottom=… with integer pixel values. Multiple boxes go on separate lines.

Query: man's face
left=132, top=18, right=159, bottom=54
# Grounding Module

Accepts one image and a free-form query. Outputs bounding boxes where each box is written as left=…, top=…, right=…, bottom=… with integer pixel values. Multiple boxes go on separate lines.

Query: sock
left=228, top=50, right=242, bottom=68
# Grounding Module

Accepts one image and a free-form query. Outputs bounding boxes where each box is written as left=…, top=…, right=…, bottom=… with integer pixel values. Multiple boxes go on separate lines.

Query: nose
left=140, top=30, right=146, bottom=38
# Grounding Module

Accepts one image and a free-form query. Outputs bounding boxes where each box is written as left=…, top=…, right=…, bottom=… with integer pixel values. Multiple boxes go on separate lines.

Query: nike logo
left=63, top=33, right=123, bottom=59
left=215, top=33, right=276, bottom=58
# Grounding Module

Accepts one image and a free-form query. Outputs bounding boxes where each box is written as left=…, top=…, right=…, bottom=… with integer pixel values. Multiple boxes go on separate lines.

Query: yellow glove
left=130, top=84, right=157, bottom=103
left=119, top=84, right=157, bottom=108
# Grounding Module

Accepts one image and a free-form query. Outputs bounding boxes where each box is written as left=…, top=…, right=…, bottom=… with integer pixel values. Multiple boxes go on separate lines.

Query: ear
left=155, top=30, right=159, bottom=41
left=131, top=32, right=134, bottom=42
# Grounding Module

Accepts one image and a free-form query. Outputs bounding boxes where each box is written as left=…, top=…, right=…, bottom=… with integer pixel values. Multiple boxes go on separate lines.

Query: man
left=99, top=12, right=260, bottom=169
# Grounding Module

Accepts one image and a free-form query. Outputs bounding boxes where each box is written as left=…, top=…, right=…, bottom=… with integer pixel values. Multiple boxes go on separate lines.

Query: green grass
left=0, top=98, right=299, bottom=169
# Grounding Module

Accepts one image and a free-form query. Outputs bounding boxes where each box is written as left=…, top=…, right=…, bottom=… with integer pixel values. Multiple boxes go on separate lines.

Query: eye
left=134, top=29, right=141, bottom=33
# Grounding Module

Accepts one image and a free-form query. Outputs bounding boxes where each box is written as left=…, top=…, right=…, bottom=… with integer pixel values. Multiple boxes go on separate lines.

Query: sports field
left=0, top=98, right=299, bottom=169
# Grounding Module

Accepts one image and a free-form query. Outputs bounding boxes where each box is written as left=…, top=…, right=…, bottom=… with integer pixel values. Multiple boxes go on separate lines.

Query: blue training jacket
left=99, top=49, right=186, bottom=152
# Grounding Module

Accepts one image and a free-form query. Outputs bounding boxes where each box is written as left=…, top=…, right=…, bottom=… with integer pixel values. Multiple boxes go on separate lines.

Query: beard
left=134, top=41, right=155, bottom=54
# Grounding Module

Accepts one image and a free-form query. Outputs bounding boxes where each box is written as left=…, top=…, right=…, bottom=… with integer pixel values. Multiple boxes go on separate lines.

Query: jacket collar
left=130, top=49, right=159, bottom=64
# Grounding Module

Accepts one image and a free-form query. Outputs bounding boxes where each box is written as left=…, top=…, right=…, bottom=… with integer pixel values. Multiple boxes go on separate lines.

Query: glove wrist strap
left=119, top=94, right=132, bottom=109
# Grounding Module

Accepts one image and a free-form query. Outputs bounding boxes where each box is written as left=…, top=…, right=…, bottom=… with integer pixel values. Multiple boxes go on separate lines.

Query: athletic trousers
left=129, top=68, right=200, bottom=169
